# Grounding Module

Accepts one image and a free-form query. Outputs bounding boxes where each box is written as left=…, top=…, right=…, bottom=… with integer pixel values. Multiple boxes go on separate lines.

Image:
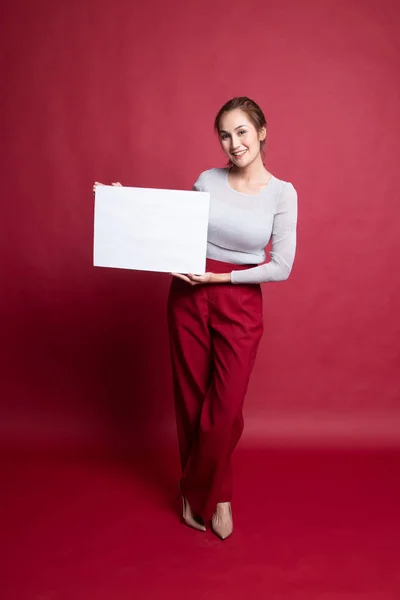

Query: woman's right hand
left=93, top=181, right=123, bottom=195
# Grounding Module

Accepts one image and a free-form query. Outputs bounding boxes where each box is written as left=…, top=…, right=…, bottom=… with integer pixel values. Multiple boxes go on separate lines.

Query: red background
left=1, top=0, right=400, bottom=452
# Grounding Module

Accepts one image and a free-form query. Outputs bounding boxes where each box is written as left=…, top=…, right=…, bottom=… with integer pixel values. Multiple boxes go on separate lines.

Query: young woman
left=167, top=97, right=298, bottom=540
left=93, top=96, right=298, bottom=541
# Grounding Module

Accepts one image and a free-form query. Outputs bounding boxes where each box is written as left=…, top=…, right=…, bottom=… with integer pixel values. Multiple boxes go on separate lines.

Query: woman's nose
left=230, top=135, right=240, bottom=150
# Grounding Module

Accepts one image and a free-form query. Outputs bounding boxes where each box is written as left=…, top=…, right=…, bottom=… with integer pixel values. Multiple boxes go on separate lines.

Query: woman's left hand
left=171, top=272, right=217, bottom=286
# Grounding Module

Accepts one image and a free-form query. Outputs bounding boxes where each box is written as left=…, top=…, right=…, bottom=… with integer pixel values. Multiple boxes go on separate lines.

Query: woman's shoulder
left=271, top=173, right=296, bottom=189
left=271, top=174, right=297, bottom=199
left=192, top=167, right=227, bottom=191
left=196, top=167, right=227, bottom=182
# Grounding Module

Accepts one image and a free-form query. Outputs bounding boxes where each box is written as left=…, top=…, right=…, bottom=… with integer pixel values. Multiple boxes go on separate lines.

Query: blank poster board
left=93, top=185, right=210, bottom=274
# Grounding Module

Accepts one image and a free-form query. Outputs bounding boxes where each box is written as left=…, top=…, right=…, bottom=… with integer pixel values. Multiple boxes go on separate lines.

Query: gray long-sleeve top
left=193, top=168, right=298, bottom=284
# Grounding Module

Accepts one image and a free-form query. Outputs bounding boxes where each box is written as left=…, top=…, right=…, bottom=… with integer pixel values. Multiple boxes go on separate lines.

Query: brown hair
left=214, top=96, right=267, bottom=159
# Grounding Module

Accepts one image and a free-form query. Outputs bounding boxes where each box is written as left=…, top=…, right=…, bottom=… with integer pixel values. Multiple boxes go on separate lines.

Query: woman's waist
left=206, top=246, right=263, bottom=273
left=205, top=257, right=259, bottom=273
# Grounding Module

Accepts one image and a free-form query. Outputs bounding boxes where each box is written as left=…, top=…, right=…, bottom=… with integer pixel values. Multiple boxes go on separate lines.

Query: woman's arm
left=230, top=182, right=298, bottom=285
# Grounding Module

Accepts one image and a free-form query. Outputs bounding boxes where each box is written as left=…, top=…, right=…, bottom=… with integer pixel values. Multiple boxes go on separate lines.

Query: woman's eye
left=239, top=130, right=246, bottom=135
left=221, top=134, right=229, bottom=140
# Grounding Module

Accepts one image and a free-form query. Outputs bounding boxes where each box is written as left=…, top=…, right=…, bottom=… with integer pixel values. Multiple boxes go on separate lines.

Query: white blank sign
left=93, top=185, right=210, bottom=274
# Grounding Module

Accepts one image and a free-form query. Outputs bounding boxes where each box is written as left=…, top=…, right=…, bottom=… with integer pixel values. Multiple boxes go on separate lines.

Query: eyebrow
left=219, top=125, right=248, bottom=133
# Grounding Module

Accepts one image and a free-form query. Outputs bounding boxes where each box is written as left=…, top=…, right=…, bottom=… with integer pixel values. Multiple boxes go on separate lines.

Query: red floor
left=1, top=446, right=400, bottom=599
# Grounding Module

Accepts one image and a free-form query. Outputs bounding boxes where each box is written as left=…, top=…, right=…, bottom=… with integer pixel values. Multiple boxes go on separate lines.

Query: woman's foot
left=181, top=496, right=206, bottom=532
left=211, top=502, right=233, bottom=540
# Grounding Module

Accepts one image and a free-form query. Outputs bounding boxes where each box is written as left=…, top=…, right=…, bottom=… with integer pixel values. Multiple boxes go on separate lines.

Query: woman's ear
left=259, top=126, right=267, bottom=141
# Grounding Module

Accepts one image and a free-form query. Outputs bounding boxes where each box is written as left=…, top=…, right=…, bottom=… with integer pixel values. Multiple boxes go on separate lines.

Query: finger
left=112, top=182, right=122, bottom=186
left=171, top=273, right=192, bottom=284
left=186, top=277, right=200, bottom=286
left=188, top=273, right=204, bottom=282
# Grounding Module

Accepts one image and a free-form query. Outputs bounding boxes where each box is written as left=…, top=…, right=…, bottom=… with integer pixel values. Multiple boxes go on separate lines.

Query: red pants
left=167, top=258, right=264, bottom=520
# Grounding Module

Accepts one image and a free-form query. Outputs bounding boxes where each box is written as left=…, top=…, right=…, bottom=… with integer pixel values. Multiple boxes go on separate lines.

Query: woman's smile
left=231, top=149, right=248, bottom=159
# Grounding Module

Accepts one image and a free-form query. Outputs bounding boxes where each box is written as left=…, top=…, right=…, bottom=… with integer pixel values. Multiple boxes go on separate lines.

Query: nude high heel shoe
left=178, top=481, right=206, bottom=531
left=211, top=502, right=233, bottom=540
left=181, top=495, right=206, bottom=532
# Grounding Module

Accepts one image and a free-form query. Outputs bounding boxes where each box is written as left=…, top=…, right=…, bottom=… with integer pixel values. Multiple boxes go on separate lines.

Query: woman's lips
left=232, top=150, right=247, bottom=159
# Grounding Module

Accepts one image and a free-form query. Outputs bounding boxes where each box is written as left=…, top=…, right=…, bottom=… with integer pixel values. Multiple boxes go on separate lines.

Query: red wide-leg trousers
left=167, top=258, right=264, bottom=520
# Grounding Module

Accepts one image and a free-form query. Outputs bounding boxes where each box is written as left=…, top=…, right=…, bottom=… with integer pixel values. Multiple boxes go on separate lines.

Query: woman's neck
left=230, top=156, right=268, bottom=182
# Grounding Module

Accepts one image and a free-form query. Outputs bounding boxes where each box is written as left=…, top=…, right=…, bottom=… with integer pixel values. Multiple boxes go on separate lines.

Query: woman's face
left=218, top=109, right=265, bottom=168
